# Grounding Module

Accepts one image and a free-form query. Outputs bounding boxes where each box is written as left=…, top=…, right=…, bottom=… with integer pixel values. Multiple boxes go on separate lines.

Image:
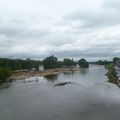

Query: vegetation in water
left=63, top=58, right=76, bottom=67
left=43, top=55, right=61, bottom=69
left=78, top=58, right=89, bottom=68
left=0, top=55, right=90, bottom=71
left=0, top=58, right=41, bottom=71
left=43, top=55, right=89, bottom=69
left=0, top=68, right=12, bottom=83
left=105, top=60, right=120, bottom=87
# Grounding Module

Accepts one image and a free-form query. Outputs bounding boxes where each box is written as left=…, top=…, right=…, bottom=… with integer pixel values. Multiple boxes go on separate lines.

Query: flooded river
left=0, top=65, right=120, bottom=120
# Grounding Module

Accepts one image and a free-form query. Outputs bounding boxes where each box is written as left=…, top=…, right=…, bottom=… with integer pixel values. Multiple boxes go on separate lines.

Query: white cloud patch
left=0, top=0, right=119, bottom=60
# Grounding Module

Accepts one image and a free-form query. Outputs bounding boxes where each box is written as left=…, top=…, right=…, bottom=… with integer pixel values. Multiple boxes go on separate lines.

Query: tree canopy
left=113, top=57, right=120, bottom=64
left=78, top=58, right=89, bottom=68
left=63, top=58, right=76, bottom=67
left=43, top=55, right=61, bottom=69
left=0, top=68, right=12, bottom=83
left=0, top=58, right=41, bottom=71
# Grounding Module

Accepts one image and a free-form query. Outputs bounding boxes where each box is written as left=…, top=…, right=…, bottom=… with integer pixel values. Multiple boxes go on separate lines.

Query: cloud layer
left=0, top=0, right=120, bottom=60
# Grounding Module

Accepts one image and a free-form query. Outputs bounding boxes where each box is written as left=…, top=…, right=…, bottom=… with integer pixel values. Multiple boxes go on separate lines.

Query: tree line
left=0, top=58, right=41, bottom=83
left=90, top=60, right=112, bottom=65
left=0, top=56, right=89, bottom=71
left=0, top=58, right=41, bottom=71
left=43, top=55, right=89, bottom=69
left=0, top=55, right=89, bottom=82
left=1, top=56, right=119, bottom=71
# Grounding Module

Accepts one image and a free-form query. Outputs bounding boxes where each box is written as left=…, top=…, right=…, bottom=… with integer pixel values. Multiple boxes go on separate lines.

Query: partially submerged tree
left=63, top=58, right=76, bottom=67
left=0, top=68, right=12, bottom=83
left=78, top=58, right=89, bottom=68
left=43, top=55, right=61, bottom=69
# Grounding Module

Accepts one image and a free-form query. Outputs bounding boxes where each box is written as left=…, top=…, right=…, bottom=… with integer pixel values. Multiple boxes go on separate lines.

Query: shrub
left=0, top=68, right=12, bottom=82
left=78, top=58, right=89, bottom=68
left=43, top=55, right=61, bottom=69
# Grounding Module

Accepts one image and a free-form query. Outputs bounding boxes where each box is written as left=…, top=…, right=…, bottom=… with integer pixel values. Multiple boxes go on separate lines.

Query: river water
left=0, top=65, right=120, bottom=120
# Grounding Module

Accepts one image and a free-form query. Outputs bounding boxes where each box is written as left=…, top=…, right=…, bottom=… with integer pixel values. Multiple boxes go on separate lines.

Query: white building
left=39, top=65, right=44, bottom=71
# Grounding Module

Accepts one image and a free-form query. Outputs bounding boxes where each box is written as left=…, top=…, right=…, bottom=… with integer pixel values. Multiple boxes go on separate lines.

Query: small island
left=0, top=55, right=89, bottom=82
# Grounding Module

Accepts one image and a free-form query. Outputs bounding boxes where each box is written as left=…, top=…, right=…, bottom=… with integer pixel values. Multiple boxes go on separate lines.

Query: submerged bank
left=10, top=67, right=80, bottom=80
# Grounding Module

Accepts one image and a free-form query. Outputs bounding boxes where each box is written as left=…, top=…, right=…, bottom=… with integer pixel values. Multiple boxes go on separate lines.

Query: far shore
left=10, top=67, right=80, bottom=80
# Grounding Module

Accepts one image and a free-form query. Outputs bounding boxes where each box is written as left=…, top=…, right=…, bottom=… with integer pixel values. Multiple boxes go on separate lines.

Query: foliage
left=0, top=68, right=12, bottom=82
left=0, top=58, right=41, bottom=71
left=63, top=58, right=76, bottom=67
left=43, top=55, right=61, bottom=69
left=113, top=57, right=120, bottom=64
left=105, top=64, right=118, bottom=84
left=0, top=56, right=89, bottom=71
left=90, top=60, right=112, bottom=65
left=78, top=58, right=89, bottom=68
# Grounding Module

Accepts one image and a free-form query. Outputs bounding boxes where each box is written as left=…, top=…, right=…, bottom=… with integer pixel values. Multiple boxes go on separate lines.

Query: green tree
left=105, top=64, right=120, bottom=87
left=0, top=68, right=12, bottom=83
left=0, top=58, right=41, bottom=71
left=78, top=58, right=89, bottom=68
left=113, top=57, right=120, bottom=64
left=63, top=58, right=76, bottom=67
left=43, top=55, right=61, bottom=69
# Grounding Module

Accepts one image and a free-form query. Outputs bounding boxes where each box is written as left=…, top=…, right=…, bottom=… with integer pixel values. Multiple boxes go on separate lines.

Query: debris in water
left=54, top=82, right=71, bottom=86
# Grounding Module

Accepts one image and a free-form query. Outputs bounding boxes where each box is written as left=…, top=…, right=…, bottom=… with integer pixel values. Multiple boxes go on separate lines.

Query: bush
left=105, top=64, right=118, bottom=84
left=43, top=55, right=61, bottom=69
left=78, top=58, right=89, bottom=68
left=63, top=58, right=76, bottom=67
left=0, top=68, right=12, bottom=82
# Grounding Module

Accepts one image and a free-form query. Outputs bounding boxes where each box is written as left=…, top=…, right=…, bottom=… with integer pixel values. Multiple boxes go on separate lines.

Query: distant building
left=39, top=65, right=44, bottom=71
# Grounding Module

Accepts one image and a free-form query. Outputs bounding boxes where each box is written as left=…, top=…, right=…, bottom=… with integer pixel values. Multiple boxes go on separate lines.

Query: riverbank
left=10, top=67, right=80, bottom=80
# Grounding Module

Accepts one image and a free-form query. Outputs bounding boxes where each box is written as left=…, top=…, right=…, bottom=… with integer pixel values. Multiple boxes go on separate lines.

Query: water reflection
left=0, top=81, right=12, bottom=89
left=79, top=68, right=89, bottom=74
left=1, top=66, right=120, bottom=120
left=44, top=74, right=58, bottom=82
left=63, top=70, right=75, bottom=76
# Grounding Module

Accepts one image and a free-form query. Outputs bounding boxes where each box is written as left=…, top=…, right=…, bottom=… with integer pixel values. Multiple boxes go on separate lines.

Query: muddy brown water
left=0, top=65, right=120, bottom=120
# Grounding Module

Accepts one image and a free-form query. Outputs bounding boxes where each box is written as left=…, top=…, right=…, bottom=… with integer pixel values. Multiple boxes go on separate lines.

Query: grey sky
left=0, top=0, right=120, bottom=60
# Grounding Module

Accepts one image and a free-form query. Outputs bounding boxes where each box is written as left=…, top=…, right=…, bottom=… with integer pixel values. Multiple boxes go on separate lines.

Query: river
left=0, top=65, right=120, bottom=120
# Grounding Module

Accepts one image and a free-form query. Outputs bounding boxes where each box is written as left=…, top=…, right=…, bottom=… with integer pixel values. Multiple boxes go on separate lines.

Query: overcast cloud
left=0, top=0, right=120, bottom=61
